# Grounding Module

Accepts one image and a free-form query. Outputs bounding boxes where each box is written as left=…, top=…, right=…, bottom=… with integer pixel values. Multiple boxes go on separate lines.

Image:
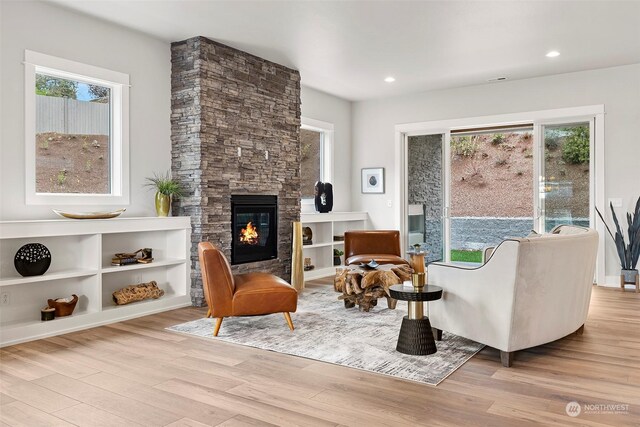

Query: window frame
left=300, top=117, right=333, bottom=203
left=24, top=50, right=130, bottom=205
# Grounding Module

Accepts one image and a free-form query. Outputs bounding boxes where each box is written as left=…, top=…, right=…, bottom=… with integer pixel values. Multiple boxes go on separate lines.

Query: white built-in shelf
left=102, top=293, right=181, bottom=311
left=101, top=258, right=187, bottom=274
left=0, top=269, right=99, bottom=287
left=302, top=242, right=334, bottom=249
left=300, top=212, right=368, bottom=281
left=0, top=216, right=191, bottom=347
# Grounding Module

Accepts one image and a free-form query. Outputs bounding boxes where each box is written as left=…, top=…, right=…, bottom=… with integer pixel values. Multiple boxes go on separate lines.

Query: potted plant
left=333, top=248, right=344, bottom=266
left=145, top=172, right=183, bottom=217
left=596, top=196, right=640, bottom=286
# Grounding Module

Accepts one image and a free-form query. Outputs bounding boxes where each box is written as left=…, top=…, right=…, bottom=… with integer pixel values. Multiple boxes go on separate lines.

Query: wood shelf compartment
left=0, top=234, right=99, bottom=281
left=101, top=258, right=187, bottom=274
left=101, top=229, right=187, bottom=269
left=300, top=212, right=368, bottom=280
left=0, top=275, right=100, bottom=330
left=0, top=269, right=98, bottom=287
left=0, top=217, right=191, bottom=347
left=101, top=263, right=187, bottom=310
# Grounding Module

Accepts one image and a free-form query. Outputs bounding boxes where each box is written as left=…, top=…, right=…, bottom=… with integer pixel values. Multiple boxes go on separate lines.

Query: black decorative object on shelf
left=314, top=181, right=333, bottom=213
left=14, top=243, right=51, bottom=277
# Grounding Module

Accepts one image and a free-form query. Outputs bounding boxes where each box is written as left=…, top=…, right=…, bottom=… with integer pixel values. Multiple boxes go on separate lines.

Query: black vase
left=14, top=243, right=51, bottom=277
left=314, top=181, right=334, bottom=213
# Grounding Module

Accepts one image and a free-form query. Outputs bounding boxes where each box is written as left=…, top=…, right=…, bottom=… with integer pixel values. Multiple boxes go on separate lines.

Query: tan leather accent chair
left=344, top=230, right=409, bottom=266
left=198, top=242, right=298, bottom=336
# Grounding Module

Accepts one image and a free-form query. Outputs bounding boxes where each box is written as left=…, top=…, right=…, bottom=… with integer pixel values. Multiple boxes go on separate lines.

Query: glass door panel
left=540, top=122, right=591, bottom=232
left=407, top=134, right=444, bottom=263
left=449, top=130, right=534, bottom=264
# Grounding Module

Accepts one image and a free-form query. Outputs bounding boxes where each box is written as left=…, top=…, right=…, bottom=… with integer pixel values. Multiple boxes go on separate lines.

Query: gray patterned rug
left=167, top=286, right=483, bottom=385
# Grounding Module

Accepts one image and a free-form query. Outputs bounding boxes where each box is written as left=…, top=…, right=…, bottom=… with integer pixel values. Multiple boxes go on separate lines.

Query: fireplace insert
left=231, top=195, right=278, bottom=265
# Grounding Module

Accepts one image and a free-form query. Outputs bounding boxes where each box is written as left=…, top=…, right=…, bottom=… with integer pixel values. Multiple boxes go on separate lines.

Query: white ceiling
left=48, top=0, right=640, bottom=101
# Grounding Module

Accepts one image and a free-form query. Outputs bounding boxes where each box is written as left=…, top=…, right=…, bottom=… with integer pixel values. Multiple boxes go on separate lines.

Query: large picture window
left=300, top=117, right=333, bottom=200
left=24, top=50, right=130, bottom=205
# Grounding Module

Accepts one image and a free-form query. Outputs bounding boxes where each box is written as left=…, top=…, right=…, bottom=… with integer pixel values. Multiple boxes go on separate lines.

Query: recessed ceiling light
left=546, top=51, right=560, bottom=58
left=384, top=76, right=396, bottom=83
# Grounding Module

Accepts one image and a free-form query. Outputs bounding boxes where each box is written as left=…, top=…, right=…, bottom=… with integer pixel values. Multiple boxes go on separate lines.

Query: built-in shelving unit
left=0, top=217, right=191, bottom=347
left=300, top=212, right=368, bottom=280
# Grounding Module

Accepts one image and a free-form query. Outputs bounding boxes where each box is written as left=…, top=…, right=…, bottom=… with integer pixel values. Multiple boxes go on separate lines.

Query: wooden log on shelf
left=112, top=281, right=165, bottom=305
left=334, top=264, right=413, bottom=312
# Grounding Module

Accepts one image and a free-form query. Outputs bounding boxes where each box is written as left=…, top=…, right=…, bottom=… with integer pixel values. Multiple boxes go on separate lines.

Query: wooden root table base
left=334, top=264, right=413, bottom=312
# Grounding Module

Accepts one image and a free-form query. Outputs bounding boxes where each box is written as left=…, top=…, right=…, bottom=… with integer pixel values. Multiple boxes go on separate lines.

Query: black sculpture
left=314, top=181, right=333, bottom=213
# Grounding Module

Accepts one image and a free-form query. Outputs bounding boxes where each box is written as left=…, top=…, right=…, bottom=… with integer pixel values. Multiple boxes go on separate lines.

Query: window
left=24, top=50, right=130, bottom=205
left=300, top=117, right=333, bottom=200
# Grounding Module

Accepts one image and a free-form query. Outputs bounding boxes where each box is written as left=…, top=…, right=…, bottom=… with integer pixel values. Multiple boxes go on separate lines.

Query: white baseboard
left=603, top=275, right=621, bottom=287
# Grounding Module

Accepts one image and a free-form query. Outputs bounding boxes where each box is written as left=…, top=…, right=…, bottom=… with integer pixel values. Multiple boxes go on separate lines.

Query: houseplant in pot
left=333, top=249, right=344, bottom=266
left=145, top=172, right=183, bottom=217
left=596, top=196, right=640, bottom=286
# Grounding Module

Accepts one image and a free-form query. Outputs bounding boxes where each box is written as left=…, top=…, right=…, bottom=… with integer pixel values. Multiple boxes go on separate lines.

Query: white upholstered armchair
left=428, top=225, right=598, bottom=367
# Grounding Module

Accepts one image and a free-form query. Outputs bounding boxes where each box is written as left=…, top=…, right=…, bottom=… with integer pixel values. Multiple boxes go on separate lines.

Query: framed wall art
left=361, top=167, right=384, bottom=194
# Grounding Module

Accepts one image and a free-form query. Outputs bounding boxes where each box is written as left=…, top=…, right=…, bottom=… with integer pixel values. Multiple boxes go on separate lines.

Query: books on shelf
left=111, top=257, right=139, bottom=266
left=110, top=258, right=155, bottom=266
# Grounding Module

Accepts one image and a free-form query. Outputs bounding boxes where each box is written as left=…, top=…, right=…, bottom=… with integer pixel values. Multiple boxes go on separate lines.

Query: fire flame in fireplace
left=240, top=221, right=259, bottom=245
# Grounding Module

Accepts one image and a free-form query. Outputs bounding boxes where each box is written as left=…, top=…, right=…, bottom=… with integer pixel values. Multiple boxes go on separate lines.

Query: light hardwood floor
left=1, top=281, right=639, bottom=426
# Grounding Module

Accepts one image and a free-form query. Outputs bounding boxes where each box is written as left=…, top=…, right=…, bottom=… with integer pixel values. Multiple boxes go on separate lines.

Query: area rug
left=167, top=287, right=484, bottom=386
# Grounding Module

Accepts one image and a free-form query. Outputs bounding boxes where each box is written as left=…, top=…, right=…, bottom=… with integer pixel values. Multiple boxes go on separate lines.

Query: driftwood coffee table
left=333, top=264, right=413, bottom=312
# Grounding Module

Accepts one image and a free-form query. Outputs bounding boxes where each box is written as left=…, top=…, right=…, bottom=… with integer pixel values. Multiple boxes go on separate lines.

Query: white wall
left=300, top=85, right=352, bottom=213
left=351, top=64, right=640, bottom=279
left=0, top=0, right=171, bottom=220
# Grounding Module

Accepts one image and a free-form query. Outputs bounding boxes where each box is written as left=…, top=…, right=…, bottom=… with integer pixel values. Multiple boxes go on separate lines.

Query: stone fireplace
left=170, top=36, right=301, bottom=306
left=231, top=195, right=278, bottom=265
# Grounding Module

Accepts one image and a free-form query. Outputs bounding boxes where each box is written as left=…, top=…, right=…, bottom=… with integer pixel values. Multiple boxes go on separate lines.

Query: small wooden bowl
left=47, top=294, right=78, bottom=317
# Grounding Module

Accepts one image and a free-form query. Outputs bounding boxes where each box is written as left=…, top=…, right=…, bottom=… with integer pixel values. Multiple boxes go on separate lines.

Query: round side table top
left=388, top=284, right=443, bottom=302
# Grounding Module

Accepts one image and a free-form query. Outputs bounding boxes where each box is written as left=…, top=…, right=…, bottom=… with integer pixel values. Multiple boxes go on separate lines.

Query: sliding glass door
left=406, top=134, right=445, bottom=263
left=538, top=121, right=593, bottom=232
left=404, top=119, right=595, bottom=268
left=449, top=128, right=534, bottom=263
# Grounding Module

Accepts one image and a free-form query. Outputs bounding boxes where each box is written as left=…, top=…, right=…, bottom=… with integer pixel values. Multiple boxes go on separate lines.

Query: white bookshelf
left=0, top=217, right=191, bottom=347
left=300, top=212, right=368, bottom=280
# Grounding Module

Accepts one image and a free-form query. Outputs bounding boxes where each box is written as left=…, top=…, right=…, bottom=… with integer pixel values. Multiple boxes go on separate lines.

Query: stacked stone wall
left=171, top=37, right=301, bottom=306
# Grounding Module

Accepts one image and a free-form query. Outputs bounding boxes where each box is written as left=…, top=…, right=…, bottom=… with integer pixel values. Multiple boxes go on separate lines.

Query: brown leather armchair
left=344, top=230, right=409, bottom=266
left=198, top=242, right=298, bottom=336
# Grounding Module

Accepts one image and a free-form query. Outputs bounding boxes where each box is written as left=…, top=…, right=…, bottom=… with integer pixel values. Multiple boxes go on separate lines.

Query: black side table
left=389, top=284, right=443, bottom=355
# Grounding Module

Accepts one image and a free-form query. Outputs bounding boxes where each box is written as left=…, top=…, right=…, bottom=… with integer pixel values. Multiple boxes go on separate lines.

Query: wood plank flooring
left=1, top=281, right=639, bottom=426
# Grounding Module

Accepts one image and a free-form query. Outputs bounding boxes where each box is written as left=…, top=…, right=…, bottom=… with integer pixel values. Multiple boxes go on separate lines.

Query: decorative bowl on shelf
left=52, top=208, right=126, bottom=220
left=302, top=227, right=313, bottom=245
left=47, top=294, right=78, bottom=317
left=14, top=243, right=51, bottom=277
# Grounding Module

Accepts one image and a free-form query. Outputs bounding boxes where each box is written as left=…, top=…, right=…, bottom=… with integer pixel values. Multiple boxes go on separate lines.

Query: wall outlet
left=1, top=292, right=10, bottom=306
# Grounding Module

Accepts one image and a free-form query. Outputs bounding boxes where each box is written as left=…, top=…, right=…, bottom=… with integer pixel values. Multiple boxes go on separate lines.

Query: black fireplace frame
left=230, top=195, right=278, bottom=265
